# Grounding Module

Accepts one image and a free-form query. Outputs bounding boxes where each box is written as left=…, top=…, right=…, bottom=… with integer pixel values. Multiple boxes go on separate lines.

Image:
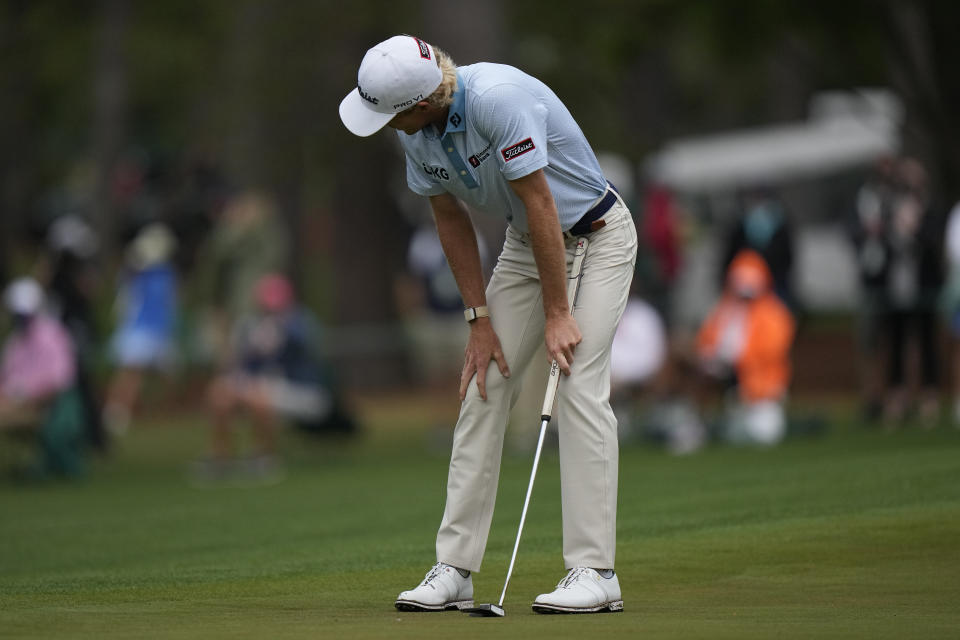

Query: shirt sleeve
left=41, top=322, right=75, bottom=395
left=472, top=83, right=549, bottom=181
left=4, top=319, right=75, bottom=400
left=402, top=143, right=446, bottom=197
left=946, top=203, right=960, bottom=267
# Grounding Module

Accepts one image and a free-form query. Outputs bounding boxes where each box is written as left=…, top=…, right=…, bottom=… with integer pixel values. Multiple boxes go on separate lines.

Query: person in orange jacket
left=697, top=249, right=795, bottom=444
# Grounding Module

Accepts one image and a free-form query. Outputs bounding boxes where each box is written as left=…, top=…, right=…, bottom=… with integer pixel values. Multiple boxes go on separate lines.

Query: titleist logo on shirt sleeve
left=501, top=138, right=535, bottom=161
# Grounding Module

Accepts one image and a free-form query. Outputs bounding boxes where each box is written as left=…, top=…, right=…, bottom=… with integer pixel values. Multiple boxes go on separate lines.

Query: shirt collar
left=421, top=72, right=466, bottom=141
left=444, top=72, right=466, bottom=134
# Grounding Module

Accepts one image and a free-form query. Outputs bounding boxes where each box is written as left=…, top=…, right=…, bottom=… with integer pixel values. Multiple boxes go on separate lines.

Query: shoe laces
left=557, top=567, right=591, bottom=589
left=419, top=562, right=446, bottom=589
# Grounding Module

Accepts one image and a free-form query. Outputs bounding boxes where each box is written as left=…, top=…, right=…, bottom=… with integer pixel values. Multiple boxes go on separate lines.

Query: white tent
left=646, top=89, right=902, bottom=193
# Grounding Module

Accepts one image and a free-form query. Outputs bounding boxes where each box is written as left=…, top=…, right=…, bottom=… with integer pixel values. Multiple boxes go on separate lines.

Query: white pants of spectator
left=725, top=398, right=787, bottom=446
left=436, top=201, right=637, bottom=572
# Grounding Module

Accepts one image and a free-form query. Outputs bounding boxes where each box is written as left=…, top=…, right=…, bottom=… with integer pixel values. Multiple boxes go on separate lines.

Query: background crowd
left=2, top=147, right=958, bottom=480
left=0, top=171, right=357, bottom=481
left=2, top=1, right=960, bottom=481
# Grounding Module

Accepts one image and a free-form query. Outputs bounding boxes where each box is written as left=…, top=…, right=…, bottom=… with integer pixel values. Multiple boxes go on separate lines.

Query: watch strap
left=463, top=306, right=490, bottom=322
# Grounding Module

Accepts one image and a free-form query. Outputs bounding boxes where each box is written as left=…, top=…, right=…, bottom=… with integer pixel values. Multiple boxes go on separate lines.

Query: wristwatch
left=463, top=306, right=490, bottom=323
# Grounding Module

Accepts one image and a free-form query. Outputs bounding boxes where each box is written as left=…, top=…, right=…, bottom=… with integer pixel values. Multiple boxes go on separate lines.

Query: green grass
left=1, top=396, right=959, bottom=639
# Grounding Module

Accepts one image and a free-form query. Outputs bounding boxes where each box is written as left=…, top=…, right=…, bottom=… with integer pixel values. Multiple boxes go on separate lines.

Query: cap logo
left=392, top=93, right=425, bottom=110
left=341, top=36, right=444, bottom=136
left=358, top=86, right=379, bottom=105
left=501, top=138, right=535, bottom=162
left=414, top=37, right=431, bottom=59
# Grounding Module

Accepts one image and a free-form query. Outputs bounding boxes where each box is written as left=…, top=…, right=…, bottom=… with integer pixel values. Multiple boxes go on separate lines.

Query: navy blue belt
left=567, top=182, right=619, bottom=236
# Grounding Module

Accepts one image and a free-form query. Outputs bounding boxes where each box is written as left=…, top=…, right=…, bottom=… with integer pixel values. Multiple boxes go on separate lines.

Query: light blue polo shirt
left=397, top=63, right=608, bottom=233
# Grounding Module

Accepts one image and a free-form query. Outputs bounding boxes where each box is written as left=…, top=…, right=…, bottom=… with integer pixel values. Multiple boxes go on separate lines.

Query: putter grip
left=540, top=236, right=589, bottom=421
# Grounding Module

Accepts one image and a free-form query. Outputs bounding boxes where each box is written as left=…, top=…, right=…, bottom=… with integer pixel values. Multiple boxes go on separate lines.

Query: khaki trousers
left=436, top=200, right=637, bottom=572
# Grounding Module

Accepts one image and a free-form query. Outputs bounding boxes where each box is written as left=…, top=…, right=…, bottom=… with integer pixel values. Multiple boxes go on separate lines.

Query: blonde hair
left=426, top=47, right=458, bottom=109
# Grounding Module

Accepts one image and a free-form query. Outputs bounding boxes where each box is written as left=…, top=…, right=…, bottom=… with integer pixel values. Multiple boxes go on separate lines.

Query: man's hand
left=460, top=318, right=511, bottom=401
left=508, top=169, right=582, bottom=377
left=427, top=192, right=503, bottom=400
left=545, top=313, right=582, bottom=376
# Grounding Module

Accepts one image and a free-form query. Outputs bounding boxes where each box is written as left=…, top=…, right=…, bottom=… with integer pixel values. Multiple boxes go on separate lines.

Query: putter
left=464, top=236, right=589, bottom=618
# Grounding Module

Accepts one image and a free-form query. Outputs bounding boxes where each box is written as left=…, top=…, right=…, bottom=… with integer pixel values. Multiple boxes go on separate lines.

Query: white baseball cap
left=339, top=35, right=443, bottom=137
left=127, top=223, right=177, bottom=270
left=4, top=277, right=44, bottom=315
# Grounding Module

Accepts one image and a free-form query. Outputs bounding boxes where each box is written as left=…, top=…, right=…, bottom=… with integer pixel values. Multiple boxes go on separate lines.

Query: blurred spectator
left=881, top=158, right=943, bottom=425
left=0, top=278, right=85, bottom=478
left=40, top=215, right=107, bottom=451
left=196, top=273, right=352, bottom=483
left=198, top=190, right=290, bottom=365
left=697, top=250, right=795, bottom=445
left=611, top=297, right=668, bottom=394
left=607, top=290, right=713, bottom=456
left=395, top=222, right=488, bottom=386
left=640, top=183, right=683, bottom=317
left=166, top=155, right=231, bottom=277
left=609, top=295, right=668, bottom=441
left=722, top=187, right=795, bottom=309
left=942, top=199, right=960, bottom=425
left=848, top=155, right=898, bottom=421
left=102, top=223, right=179, bottom=435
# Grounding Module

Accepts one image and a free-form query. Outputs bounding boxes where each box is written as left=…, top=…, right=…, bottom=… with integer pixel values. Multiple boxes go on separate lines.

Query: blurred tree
left=880, top=0, right=960, bottom=203
left=0, top=0, right=29, bottom=276
left=92, top=0, right=129, bottom=254
left=0, top=1, right=94, bottom=257
left=503, top=0, right=958, bottom=201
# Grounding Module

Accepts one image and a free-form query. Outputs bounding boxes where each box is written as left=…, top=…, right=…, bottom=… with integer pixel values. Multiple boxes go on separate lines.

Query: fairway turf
left=1, top=395, right=959, bottom=639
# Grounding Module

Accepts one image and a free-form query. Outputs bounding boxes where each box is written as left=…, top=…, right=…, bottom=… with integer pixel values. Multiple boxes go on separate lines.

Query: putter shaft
left=493, top=236, right=589, bottom=610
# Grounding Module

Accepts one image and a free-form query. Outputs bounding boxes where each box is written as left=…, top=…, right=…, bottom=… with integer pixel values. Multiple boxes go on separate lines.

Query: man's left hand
left=545, top=313, right=582, bottom=376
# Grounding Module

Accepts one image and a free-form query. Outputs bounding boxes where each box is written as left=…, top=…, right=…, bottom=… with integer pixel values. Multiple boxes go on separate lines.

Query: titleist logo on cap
left=358, top=86, right=378, bottom=105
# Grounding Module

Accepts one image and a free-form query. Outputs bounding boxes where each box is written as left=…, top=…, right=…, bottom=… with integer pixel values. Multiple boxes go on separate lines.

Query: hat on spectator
left=127, top=223, right=177, bottom=270
left=255, top=273, right=295, bottom=313
left=4, top=277, right=44, bottom=316
left=727, top=250, right=772, bottom=299
left=47, top=214, right=100, bottom=259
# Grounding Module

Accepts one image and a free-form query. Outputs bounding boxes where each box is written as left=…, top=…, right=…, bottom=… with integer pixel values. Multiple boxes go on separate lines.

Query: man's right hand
left=460, top=318, right=511, bottom=401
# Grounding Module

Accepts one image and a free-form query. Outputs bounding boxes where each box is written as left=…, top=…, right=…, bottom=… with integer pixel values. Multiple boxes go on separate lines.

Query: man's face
left=387, top=102, right=436, bottom=135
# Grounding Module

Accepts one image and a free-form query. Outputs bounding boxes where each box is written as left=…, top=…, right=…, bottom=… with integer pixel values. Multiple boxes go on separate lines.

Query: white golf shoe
left=395, top=562, right=474, bottom=612
left=532, top=567, right=624, bottom=614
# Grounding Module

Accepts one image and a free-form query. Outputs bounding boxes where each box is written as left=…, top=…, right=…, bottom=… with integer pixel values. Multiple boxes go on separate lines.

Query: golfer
left=340, top=35, right=637, bottom=614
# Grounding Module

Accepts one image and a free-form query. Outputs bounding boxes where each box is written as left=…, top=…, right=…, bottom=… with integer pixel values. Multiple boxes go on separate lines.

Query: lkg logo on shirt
left=423, top=163, right=450, bottom=180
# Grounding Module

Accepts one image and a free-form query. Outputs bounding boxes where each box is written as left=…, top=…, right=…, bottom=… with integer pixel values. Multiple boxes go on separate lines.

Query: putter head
left=463, top=603, right=505, bottom=617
